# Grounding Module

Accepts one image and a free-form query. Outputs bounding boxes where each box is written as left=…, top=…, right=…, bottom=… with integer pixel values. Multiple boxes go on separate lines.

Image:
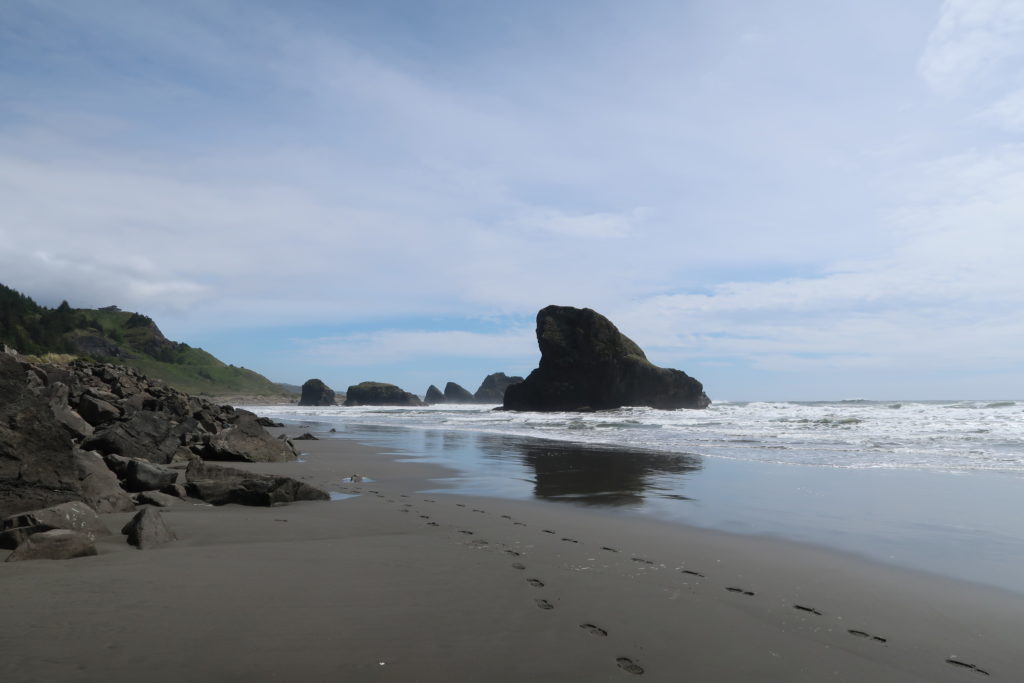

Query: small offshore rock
left=298, top=378, right=336, bottom=406
left=293, top=432, right=318, bottom=441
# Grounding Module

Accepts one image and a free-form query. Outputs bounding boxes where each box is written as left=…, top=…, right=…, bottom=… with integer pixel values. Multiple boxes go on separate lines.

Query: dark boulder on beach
left=473, top=372, right=524, bottom=404
left=185, top=460, right=330, bottom=506
left=344, top=382, right=424, bottom=407
left=121, top=507, right=176, bottom=549
left=298, top=378, right=336, bottom=406
left=503, top=305, right=710, bottom=412
left=443, top=382, right=475, bottom=404
left=424, top=384, right=445, bottom=405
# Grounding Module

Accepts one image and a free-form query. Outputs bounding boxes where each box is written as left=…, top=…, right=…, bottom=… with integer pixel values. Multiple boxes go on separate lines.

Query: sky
left=2, top=0, right=1023, bottom=401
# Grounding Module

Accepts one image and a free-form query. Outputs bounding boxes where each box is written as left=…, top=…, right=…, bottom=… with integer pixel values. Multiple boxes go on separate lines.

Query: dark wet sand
left=2, top=433, right=1023, bottom=682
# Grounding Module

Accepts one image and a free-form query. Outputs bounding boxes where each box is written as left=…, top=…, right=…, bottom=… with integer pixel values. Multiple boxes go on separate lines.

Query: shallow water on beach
left=247, top=401, right=1024, bottom=594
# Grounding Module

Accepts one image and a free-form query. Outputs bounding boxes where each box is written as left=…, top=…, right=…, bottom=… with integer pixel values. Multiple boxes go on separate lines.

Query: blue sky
left=2, top=0, right=1023, bottom=400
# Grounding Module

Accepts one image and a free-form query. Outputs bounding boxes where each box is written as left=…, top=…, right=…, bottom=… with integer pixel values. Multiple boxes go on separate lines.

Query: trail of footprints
left=371, top=490, right=990, bottom=678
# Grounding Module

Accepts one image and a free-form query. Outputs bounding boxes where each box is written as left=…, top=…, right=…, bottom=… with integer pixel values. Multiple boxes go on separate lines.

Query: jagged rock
left=1, top=355, right=90, bottom=517
left=344, top=382, right=424, bottom=407
left=293, top=433, right=318, bottom=441
left=160, top=483, right=188, bottom=499
left=77, top=394, right=121, bottom=426
left=473, top=372, right=524, bottom=404
left=443, top=382, right=474, bottom=403
left=503, top=306, right=711, bottom=412
left=202, top=410, right=297, bottom=462
left=255, top=416, right=284, bottom=427
left=74, top=450, right=135, bottom=513
left=136, top=491, right=179, bottom=507
left=1, top=501, right=111, bottom=549
left=124, top=459, right=179, bottom=492
left=45, top=382, right=94, bottom=439
left=121, top=507, right=176, bottom=549
left=298, top=378, right=336, bottom=406
left=82, top=411, right=183, bottom=464
left=185, top=460, right=330, bottom=506
left=424, top=384, right=445, bottom=405
left=5, top=529, right=98, bottom=561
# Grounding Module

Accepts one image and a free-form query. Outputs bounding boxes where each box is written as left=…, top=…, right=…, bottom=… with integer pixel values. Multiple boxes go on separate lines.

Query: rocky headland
left=503, top=305, right=710, bottom=411
left=298, top=378, right=336, bottom=406
left=344, top=381, right=423, bottom=406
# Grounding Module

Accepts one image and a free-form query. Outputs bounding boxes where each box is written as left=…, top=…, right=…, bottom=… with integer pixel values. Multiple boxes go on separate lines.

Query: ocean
left=246, top=400, right=1024, bottom=594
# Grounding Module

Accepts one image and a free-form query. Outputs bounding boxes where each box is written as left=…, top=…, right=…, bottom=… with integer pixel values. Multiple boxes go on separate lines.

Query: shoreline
left=3, top=428, right=1023, bottom=681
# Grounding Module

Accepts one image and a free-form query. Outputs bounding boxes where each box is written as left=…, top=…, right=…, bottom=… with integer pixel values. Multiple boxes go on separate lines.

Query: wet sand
left=2, top=433, right=1023, bottom=682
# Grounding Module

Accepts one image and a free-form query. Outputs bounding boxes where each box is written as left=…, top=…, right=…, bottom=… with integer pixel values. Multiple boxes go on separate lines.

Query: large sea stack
left=503, top=306, right=710, bottom=412
left=344, top=382, right=424, bottom=407
left=443, top=382, right=474, bottom=404
left=298, top=378, right=336, bottom=406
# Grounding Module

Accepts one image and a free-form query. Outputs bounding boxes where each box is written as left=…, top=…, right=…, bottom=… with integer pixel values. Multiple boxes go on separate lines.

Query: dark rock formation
left=185, top=460, right=330, bottom=507
left=344, top=382, right=424, bottom=407
left=136, top=491, right=178, bottom=507
left=443, top=382, right=475, bottom=403
left=1, top=352, right=300, bottom=518
left=1, top=501, right=110, bottom=549
left=424, top=384, right=445, bottom=405
left=5, top=529, right=98, bottom=561
left=503, top=306, right=710, bottom=412
left=121, top=507, right=176, bottom=549
left=473, top=372, right=524, bottom=404
left=293, top=433, right=318, bottom=441
left=123, top=459, right=179, bottom=493
left=298, top=378, right=336, bottom=406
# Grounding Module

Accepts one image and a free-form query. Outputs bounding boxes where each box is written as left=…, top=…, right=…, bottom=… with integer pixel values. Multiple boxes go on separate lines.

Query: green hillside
left=0, top=283, right=291, bottom=398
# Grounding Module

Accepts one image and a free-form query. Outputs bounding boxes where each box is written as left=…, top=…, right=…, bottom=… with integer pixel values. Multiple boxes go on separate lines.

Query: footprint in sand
left=458, top=530, right=474, bottom=535
left=535, top=598, right=555, bottom=610
left=616, top=657, right=644, bottom=675
left=527, top=578, right=545, bottom=587
left=794, top=605, right=823, bottom=616
left=501, top=515, right=512, bottom=520
left=505, top=549, right=521, bottom=557
left=472, top=509, right=486, bottom=514
left=848, top=630, right=887, bottom=644
left=681, top=569, right=705, bottom=578
left=542, top=529, right=556, bottom=534
left=423, top=499, right=436, bottom=503
left=945, top=659, right=989, bottom=676
left=427, top=522, right=439, bottom=527
left=579, top=623, right=608, bottom=637
left=512, top=562, right=526, bottom=570
left=601, top=546, right=619, bottom=553
left=400, top=494, right=409, bottom=498
left=561, top=537, right=579, bottom=544
left=514, top=522, right=527, bottom=527
left=631, top=557, right=655, bottom=565
left=455, top=503, right=466, bottom=508
left=725, top=587, right=755, bottom=596
left=419, top=514, right=431, bottom=519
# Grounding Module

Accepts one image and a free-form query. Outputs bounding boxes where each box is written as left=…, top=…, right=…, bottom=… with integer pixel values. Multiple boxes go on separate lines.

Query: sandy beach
left=3, top=430, right=1022, bottom=682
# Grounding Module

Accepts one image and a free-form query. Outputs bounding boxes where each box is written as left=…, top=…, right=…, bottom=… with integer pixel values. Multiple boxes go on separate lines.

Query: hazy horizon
left=3, top=1, right=1023, bottom=401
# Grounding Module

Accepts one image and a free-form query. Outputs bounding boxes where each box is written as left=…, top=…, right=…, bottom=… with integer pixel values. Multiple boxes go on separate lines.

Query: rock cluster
left=344, top=381, right=423, bottom=406
left=298, top=378, right=336, bottom=406
left=422, top=373, right=524, bottom=405
left=1, top=351, right=329, bottom=561
left=503, top=306, right=711, bottom=411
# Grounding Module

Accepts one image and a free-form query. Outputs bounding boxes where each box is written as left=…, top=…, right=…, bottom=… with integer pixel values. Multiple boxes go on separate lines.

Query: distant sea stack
left=503, top=306, right=710, bottom=412
left=344, top=382, right=424, bottom=407
left=473, top=372, right=524, bottom=404
left=298, top=378, right=336, bottom=406
left=424, top=385, right=445, bottom=405
left=443, top=382, right=474, bottom=403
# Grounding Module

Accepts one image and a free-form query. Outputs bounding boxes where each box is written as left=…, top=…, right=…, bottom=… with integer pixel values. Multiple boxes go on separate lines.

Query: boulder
left=5, top=529, right=98, bottom=562
left=1, top=501, right=111, bottom=549
left=136, top=491, right=179, bottom=507
left=503, top=306, right=711, bottom=412
left=73, top=450, right=136, bottom=513
left=1, top=355, right=88, bottom=517
left=77, top=394, right=121, bottom=426
left=293, top=433, right=318, bottom=441
left=298, top=378, right=336, bottom=406
left=344, top=382, right=424, bottom=407
left=473, top=372, right=524, bottom=404
left=124, top=459, right=179, bottom=492
left=44, top=382, right=94, bottom=439
left=121, top=507, right=176, bottom=549
left=185, top=460, right=330, bottom=507
left=443, top=382, right=475, bottom=404
left=201, top=410, right=297, bottom=462
left=424, top=384, right=445, bottom=405
left=82, top=411, right=182, bottom=464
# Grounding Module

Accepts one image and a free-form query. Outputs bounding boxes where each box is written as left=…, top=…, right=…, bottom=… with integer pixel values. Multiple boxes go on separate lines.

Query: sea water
left=247, top=400, right=1024, bottom=593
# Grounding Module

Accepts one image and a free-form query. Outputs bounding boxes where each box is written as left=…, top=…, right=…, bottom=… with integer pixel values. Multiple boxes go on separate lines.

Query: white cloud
left=980, top=87, right=1024, bottom=130
left=298, top=328, right=536, bottom=367
left=919, top=0, right=1024, bottom=94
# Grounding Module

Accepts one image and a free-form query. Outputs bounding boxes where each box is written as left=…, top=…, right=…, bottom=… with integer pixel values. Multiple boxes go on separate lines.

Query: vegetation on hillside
left=0, top=283, right=290, bottom=398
